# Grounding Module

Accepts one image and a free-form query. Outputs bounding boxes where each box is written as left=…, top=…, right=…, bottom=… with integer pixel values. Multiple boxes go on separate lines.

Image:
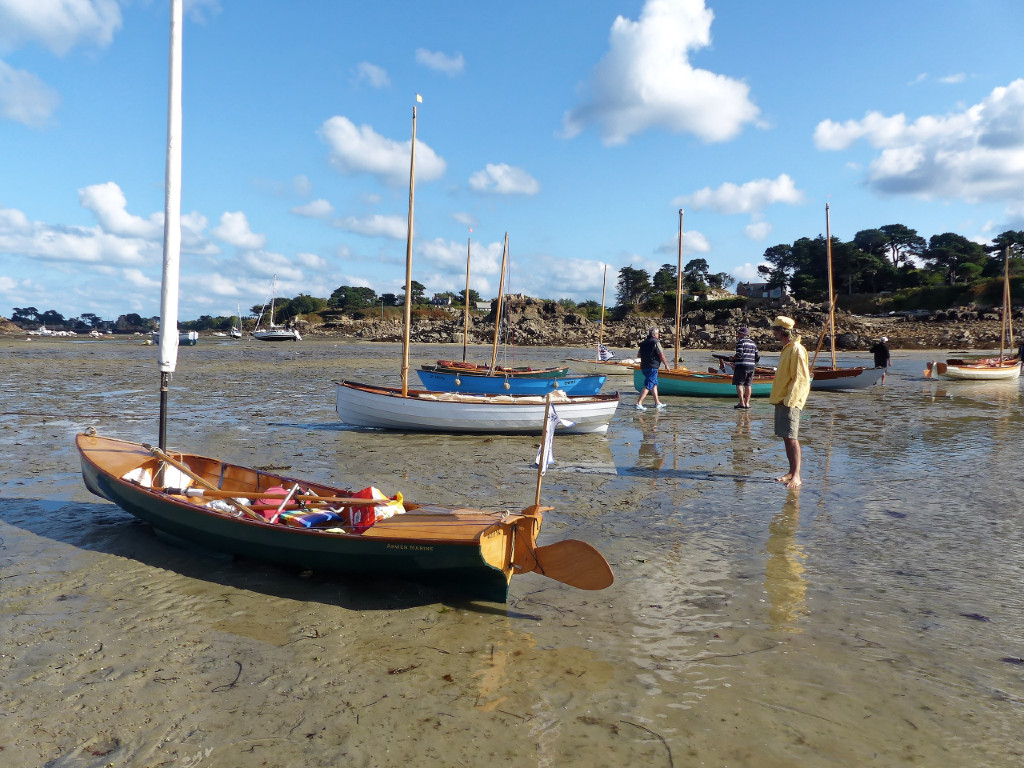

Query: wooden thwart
left=162, top=486, right=392, bottom=507
left=146, top=444, right=264, bottom=522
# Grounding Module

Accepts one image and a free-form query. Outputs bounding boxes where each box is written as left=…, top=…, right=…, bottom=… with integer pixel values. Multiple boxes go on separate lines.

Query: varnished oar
left=145, top=444, right=264, bottom=522
left=162, top=486, right=392, bottom=506
left=523, top=539, right=614, bottom=591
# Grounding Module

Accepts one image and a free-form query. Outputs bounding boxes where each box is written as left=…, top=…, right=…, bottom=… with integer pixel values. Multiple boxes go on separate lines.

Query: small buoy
left=503, top=381, right=511, bottom=390
left=454, top=378, right=461, bottom=386
left=552, top=381, right=559, bottom=388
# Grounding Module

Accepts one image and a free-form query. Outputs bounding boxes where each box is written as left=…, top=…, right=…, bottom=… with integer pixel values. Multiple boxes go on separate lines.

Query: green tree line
left=755, top=225, right=1024, bottom=299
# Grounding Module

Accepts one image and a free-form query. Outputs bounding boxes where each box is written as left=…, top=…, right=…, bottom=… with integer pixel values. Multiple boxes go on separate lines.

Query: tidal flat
left=1, top=337, right=1022, bottom=767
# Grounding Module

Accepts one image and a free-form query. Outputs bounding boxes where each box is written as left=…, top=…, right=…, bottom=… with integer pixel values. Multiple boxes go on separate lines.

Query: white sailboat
left=335, top=104, right=619, bottom=434
left=567, top=264, right=639, bottom=375
left=253, top=276, right=301, bottom=341
left=926, top=246, right=1021, bottom=381
left=230, top=303, right=243, bottom=339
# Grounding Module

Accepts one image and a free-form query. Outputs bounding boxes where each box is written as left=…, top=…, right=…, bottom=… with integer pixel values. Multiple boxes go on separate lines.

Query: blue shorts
left=642, top=368, right=659, bottom=390
left=732, top=364, right=754, bottom=387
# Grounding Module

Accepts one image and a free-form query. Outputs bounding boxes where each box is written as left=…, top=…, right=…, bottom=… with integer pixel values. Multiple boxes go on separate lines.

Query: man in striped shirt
left=730, top=326, right=759, bottom=409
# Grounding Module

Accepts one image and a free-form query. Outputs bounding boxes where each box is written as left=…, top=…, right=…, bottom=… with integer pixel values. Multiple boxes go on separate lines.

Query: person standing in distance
left=729, top=326, right=759, bottom=409
left=636, top=327, right=668, bottom=411
left=768, top=316, right=811, bottom=489
left=869, top=335, right=892, bottom=384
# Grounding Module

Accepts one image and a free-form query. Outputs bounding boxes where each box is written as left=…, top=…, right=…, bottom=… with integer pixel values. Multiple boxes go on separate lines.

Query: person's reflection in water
left=730, top=408, right=753, bottom=471
left=637, top=421, right=666, bottom=471
left=764, top=489, right=808, bottom=632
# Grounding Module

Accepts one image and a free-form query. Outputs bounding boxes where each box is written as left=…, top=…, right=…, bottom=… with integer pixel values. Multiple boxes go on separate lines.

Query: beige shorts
left=774, top=404, right=801, bottom=439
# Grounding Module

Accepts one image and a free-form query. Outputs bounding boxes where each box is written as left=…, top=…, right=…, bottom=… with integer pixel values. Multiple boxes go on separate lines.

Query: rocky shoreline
left=302, top=296, right=1023, bottom=353
left=5, top=297, right=1021, bottom=352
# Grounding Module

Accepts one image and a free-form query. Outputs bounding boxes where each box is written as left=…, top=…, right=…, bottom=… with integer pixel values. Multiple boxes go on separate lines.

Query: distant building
left=736, top=282, right=786, bottom=300
left=431, top=293, right=454, bottom=306
left=475, top=301, right=492, bottom=311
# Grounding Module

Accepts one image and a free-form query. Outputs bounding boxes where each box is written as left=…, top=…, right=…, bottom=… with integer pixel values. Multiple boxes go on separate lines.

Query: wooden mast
left=462, top=234, right=472, bottom=362
left=400, top=102, right=418, bottom=397
left=597, top=264, right=607, bottom=359
left=674, top=209, right=684, bottom=370
left=825, top=203, right=837, bottom=369
left=1000, top=246, right=1012, bottom=361
left=489, top=232, right=509, bottom=374
left=811, top=202, right=838, bottom=370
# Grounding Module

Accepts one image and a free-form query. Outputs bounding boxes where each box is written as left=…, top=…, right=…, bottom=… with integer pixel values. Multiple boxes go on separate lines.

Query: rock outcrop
left=4, top=299, right=1019, bottom=351
left=306, top=297, right=1024, bottom=352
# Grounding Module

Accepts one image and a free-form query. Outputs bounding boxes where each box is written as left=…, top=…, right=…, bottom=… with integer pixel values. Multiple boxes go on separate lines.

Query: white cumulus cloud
left=415, top=48, right=464, bottom=76
left=212, top=211, right=266, bottom=249
left=468, top=163, right=540, bottom=195
left=657, top=229, right=710, bottom=254
left=732, top=262, right=767, bottom=282
left=562, top=0, right=759, bottom=145
left=744, top=221, right=773, bottom=240
left=813, top=79, right=1024, bottom=203
left=290, top=198, right=333, bottom=218
left=677, top=174, right=805, bottom=214
left=335, top=213, right=407, bottom=240
left=0, top=60, right=60, bottom=127
left=0, top=0, right=123, bottom=56
left=79, top=182, right=163, bottom=239
left=354, top=61, right=390, bottom=88
left=319, top=115, right=446, bottom=185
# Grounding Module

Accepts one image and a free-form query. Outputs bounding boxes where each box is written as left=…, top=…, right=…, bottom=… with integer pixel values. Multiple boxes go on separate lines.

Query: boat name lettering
left=386, top=543, right=434, bottom=551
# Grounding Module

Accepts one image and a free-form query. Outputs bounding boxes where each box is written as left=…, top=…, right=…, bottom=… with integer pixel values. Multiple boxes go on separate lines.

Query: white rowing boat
left=335, top=381, right=619, bottom=434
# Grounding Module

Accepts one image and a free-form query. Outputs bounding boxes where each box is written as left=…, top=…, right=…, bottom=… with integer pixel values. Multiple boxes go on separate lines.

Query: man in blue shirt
left=729, top=326, right=759, bottom=409
left=636, top=328, right=668, bottom=411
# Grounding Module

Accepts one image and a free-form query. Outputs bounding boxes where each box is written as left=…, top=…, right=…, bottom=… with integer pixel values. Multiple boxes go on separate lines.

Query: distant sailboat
left=253, top=276, right=301, bottom=341
left=568, top=264, right=638, bottom=375
left=230, top=303, right=243, bottom=339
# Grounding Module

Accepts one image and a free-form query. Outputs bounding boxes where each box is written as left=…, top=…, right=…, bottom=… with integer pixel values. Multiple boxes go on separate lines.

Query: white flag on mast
left=534, top=406, right=575, bottom=474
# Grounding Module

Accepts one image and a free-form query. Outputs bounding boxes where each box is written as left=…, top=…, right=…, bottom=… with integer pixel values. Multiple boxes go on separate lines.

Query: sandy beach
left=1, top=336, right=1023, bottom=767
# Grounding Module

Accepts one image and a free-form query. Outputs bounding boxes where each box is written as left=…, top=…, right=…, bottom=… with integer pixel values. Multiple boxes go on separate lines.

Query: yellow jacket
left=769, top=337, right=811, bottom=409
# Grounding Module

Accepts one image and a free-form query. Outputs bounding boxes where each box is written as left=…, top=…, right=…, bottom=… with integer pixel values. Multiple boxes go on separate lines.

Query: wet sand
left=2, top=337, right=1023, bottom=767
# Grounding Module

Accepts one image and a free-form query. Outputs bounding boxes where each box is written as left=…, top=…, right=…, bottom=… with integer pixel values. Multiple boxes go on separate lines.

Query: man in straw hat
left=769, top=316, right=811, bottom=488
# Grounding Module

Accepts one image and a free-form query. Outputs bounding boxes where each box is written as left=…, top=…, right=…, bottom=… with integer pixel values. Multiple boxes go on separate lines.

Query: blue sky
left=2, top=0, right=1024, bottom=322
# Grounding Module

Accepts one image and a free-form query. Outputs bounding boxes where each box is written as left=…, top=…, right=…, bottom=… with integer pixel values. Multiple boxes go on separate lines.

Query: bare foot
left=775, top=473, right=793, bottom=484
left=785, top=476, right=802, bottom=489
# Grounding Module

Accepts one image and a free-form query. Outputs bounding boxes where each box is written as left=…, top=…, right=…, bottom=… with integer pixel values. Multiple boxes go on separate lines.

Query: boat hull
left=151, top=330, right=198, bottom=346
left=76, top=433, right=537, bottom=602
left=253, top=328, right=301, bottom=341
left=634, top=368, right=774, bottom=397
left=565, top=358, right=638, bottom=375
left=336, top=381, right=618, bottom=434
left=930, top=360, right=1021, bottom=380
left=423, top=361, right=569, bottom=378
left=417, top=369, right=606, bottom=395
left=810, top=366, right=885, bottom=391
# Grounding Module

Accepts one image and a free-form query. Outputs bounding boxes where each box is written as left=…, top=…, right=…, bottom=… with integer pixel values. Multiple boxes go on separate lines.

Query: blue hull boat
left=416, top=369, right=606, bottom=396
